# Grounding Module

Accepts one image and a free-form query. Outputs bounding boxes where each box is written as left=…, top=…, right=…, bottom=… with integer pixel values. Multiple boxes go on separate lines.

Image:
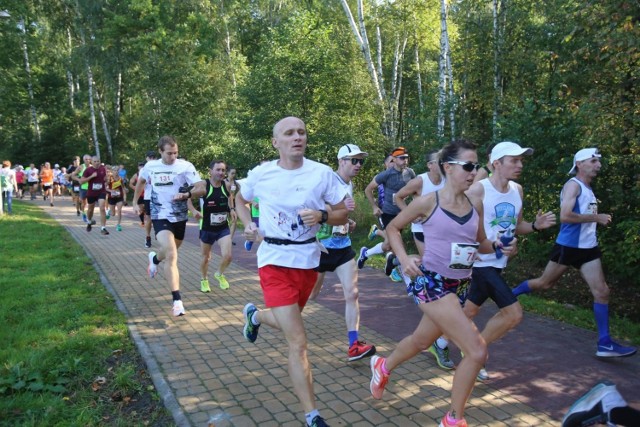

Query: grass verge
left=0, top=202, right=174, bottom=426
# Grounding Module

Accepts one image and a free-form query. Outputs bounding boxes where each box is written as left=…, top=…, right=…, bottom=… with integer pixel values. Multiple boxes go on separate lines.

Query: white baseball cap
left=569, top=148, right=601, bottom=174
left=54, top=164, right=60, bottom=168
left=337, top=144, right=368, bottom=159
left=490, top=141, right=533, bottom=163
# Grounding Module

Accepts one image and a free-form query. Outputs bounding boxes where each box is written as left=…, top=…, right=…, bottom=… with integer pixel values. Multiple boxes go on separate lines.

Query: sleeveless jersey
left=556, top=177, right=598, bottom=249
left=422, top=192, right=479, bottom=279
left=199, top=179, right=231, bottom=232
left=411, top=173, right=446, bottom=233
left=474, top=179, right=521, bottom=268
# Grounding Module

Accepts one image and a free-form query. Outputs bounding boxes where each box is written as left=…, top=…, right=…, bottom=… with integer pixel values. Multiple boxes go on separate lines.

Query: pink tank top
left=422, top=192, right=480, bottom=279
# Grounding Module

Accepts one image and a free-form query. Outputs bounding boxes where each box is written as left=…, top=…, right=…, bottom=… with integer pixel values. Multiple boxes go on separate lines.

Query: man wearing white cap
left=513, top=148, right=636, bottom=358
left=456, top=141, right=556, bottom=379
left=310, top=143, right=376, bottom=363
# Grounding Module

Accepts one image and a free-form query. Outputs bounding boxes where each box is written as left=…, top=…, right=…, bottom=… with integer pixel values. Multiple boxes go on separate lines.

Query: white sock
left=436, top=336, right=449, bottom=349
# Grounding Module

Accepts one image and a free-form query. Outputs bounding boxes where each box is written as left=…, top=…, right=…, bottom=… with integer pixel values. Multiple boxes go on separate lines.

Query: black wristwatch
left=319, top=209, right=328, bottom=224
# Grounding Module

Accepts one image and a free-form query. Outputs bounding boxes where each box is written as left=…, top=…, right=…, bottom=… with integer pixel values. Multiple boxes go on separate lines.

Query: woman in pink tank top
left=368, top=139, right=518, bottom=427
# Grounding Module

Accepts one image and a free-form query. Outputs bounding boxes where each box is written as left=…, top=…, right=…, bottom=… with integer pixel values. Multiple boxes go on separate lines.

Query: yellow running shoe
left=200, top=279, right=211, bottom=293
left=215, top=272, right=229, bottom=290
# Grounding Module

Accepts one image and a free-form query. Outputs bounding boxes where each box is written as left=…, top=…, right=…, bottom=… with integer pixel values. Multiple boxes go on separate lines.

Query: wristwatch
left=319, top=209, right=328, bottom=224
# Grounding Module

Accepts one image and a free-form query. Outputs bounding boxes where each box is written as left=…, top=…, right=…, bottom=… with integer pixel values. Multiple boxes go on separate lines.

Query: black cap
left=145, top=150, right=157, bottom=159
left=138, top=161, right=146, bottom=167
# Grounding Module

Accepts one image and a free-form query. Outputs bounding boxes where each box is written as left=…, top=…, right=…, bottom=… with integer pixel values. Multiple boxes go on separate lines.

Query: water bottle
left=495, top=228, right=514, bottom=259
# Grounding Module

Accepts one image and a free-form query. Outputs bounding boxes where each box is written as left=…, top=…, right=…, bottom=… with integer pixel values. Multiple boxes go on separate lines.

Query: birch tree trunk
left=437, top=0, right=448, bottom=138
left=113, top=72, right=122, bottom=140
left=20, top=18, right=41, bottom=143
left=86, top=62, right=100, bottom=158
left=492, top=0, right=505, bottom=142
left=94, top=83, right=112, bottom=162
left=414, top=43, right=424, bottom=112
left=66, top=26, right=75, bottom=109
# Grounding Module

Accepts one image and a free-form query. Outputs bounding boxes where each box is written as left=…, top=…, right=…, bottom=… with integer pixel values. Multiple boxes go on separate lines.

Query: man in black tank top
left=188, top=160, right=236, bottom=292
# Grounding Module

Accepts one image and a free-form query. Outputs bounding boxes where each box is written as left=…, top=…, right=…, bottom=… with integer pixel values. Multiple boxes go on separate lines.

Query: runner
left=225, top=166, right=240, bottom=245
left=512, top=148, right=636, bottom=358
left=129, top=162, right=147, bottom=228
left=15, top=165, right=25, bottom=199
left=71, top=155, right=92, bottom=222
left=235, top=117, right=348, bottom=427
left=40, top=162, right=55, bottom=207
left=132, top=136, right=206, bottom=317
left=106, top=166, right=125, bottom=231
left=188, top=159, right=235, bottom=292
left=66, top=156, right=83, bottom=216
left=26, top=163, right=39, bottom=200
left=79, top=156, right=109, bottom=235
left=369, top=139, right=516, bottom=427
left=309, top=144, right=376, bottom=362
left=1, top=160, right=18, bottom=214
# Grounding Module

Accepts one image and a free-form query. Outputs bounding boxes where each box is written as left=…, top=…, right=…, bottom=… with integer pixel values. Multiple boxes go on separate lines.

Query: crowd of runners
left=3, top=117, right=638, bottom=427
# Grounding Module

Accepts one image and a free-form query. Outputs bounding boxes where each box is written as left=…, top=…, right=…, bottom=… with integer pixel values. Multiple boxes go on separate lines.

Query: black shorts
left=144, top=200, right=151, bottom=216
left=380, top=213, right=397, bottom=229
left=549, top=244, right=601, bottom=269
left=199, top=228, right=230, bottom=245
left=18, top=183, right=25, bottom=190
left=467, top=266, right=518, bottom=309
left=152, top=219, right=187, bottom=241
left=315, top=246, right=355, bottom=273
left=87, top=193, right=106, bottom=204
left=43, top=184, right=52, bottom=191
left=108, top=197, right=123, bottom=206
left=137, top=196, right=145, bottom=206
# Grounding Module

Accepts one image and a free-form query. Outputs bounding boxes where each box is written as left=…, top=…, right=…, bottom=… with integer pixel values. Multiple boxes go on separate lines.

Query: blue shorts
left=467, top=266, right=518, bottom=309
left=199, top=228, right=230, bottom=245
left=406, top=265, right=470, bottom=306
left=152, top=219, right=187, bottom=241
left=80, top=189, right=88, bottom=200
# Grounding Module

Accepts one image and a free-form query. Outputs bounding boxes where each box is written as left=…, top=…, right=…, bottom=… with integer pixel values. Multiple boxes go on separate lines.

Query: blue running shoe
left=596, top=340, right=637, bottom=358
left=389, top=267, right=402, bottom=282
left=242, top=303, right=260, bottom=343
left=82, top=212, right=88, bottom=223
left=368, top=224, right=378, bottom=241
left=357, top=247, right=368, bottom=269
left=244, top=240, right=253, bottom=251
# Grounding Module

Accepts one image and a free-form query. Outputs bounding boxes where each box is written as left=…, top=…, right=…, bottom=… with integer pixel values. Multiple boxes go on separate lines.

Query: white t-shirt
left=241, top=158, right=346, bottom=269
left=140, top=159, right=202, bottom=223
left=27, top=168, right=39, bottom=183
left=0, top=167, right=17, bottom=191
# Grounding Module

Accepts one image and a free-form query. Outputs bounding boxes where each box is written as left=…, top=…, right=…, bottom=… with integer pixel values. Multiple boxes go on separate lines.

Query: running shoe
left=172, top=300, right=185, bottom=317
left=368, top=224, right=378, bottom=241
left=145, top=236, right=152, bottom=248
left=348, top=340, right=376, bottom=362
left=384, top=252, right=397, bottom=276
left=357, top=247, right=368, bottom=269
left=309, top=415, right=330, bottom=427
left=90, top=219, right=96, bottom=225
left=242, top=303, right=260, bottom=343
left=596, top=339, right=637, bottom=358
left=116, top=224, right=122, bottom=231
left=100, top=228, right=109, bottom=235
left=86, top=223, right=92, bottom=232
left=77, top=210, right=81, bottom=216
left=428, top=343, right=455, bottom=370
left=50, top=203, right=54, bottom=207
left=214, top=272, right=230, bottom=290
left=147, top=252, right=158, bottom=278
left=105, top=208, right=111, bottom=219
left=369, top=355, right=389, bottom=399
left=477, top=367, right=489, bottom=381
left=439, top=411, right=468, bottom=427
left=200, top=279, right=211, bottom=293
left=562, top=381, right=625, bottom=427
left=82, top=212, right=88, bottom=222
left=244, top=240, right=253, bottom=251
left=389, top=267, right=403, bottom=282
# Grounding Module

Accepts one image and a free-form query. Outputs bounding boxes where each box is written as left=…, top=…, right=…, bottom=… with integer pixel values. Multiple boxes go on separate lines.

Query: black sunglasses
left=447, top=160, right=481, bottom=172
left=343, top=157, right=365, bottom=165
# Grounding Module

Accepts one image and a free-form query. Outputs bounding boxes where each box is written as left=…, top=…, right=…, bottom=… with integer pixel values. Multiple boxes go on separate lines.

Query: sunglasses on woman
left=447, top=160, right=481, bottom=172
left=343, top=157, right=365, bottom=165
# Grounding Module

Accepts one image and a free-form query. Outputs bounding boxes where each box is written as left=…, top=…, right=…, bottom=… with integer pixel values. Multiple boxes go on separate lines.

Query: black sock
left=139, top=213, right=145, bottom=223
left=610, top=406, right=640, bottom=426
left=172, top=291, right=181, bottom=301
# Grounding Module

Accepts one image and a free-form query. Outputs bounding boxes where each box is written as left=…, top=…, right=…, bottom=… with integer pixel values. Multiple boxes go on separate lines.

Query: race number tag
left=92, top=183, right=103, bottom=190
left=73, top=186, right=80, bottom=192
left=449, top=242, right=479, bottom=269
left=153, top=172, right=173, bottom=186
left=210, top=213, right=227, bottom=224
left=332, top=224, right=348, bottom=236
left=586, top=201, right=598, bottom=215
left=111, top=190, right=121, bottom=197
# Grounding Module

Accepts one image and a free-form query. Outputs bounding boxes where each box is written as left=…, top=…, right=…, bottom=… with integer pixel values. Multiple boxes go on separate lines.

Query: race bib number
left=111, top=190, right=121, bottom=197
left=153, top=172, right=173, bottom=186
left=92, top=183, right=103, bottom=190
left=332, top=224, right=348, bottom=236
left=586, top=201, right=598, bottom=215
left=210, top=213, right=227, bottom=224
left=73, top=186, right=80, bottom=192
left=449, top=242, right=479, bottom=269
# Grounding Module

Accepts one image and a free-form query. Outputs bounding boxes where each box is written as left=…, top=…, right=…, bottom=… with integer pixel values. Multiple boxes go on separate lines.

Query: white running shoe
left=147, top=252, right=158, bottom=278
left=172, top=300, right=185, bottom=317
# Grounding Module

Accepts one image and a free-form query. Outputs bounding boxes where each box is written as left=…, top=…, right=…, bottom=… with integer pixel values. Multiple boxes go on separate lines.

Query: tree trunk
left=20, top=18, right=41, bottom=143
left=437, top=0, right=447, bottom=138
left=94, top=83, right=112, bottom=162
left=86, top=62, right=100, bottom=158
left=414, top=43, right=424, bottom=112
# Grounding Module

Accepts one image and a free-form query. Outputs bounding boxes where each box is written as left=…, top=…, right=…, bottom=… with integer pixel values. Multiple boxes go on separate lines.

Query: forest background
left=0, top=0, right=638, bottom=286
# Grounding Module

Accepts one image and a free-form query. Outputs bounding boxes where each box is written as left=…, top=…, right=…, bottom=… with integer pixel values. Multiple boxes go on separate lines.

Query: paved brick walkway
left=32, top=197, right=638, bottom=426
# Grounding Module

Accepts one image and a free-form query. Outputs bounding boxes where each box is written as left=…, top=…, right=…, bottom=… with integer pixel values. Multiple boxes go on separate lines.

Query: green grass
left=0, top=202, right=173, bottom=426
